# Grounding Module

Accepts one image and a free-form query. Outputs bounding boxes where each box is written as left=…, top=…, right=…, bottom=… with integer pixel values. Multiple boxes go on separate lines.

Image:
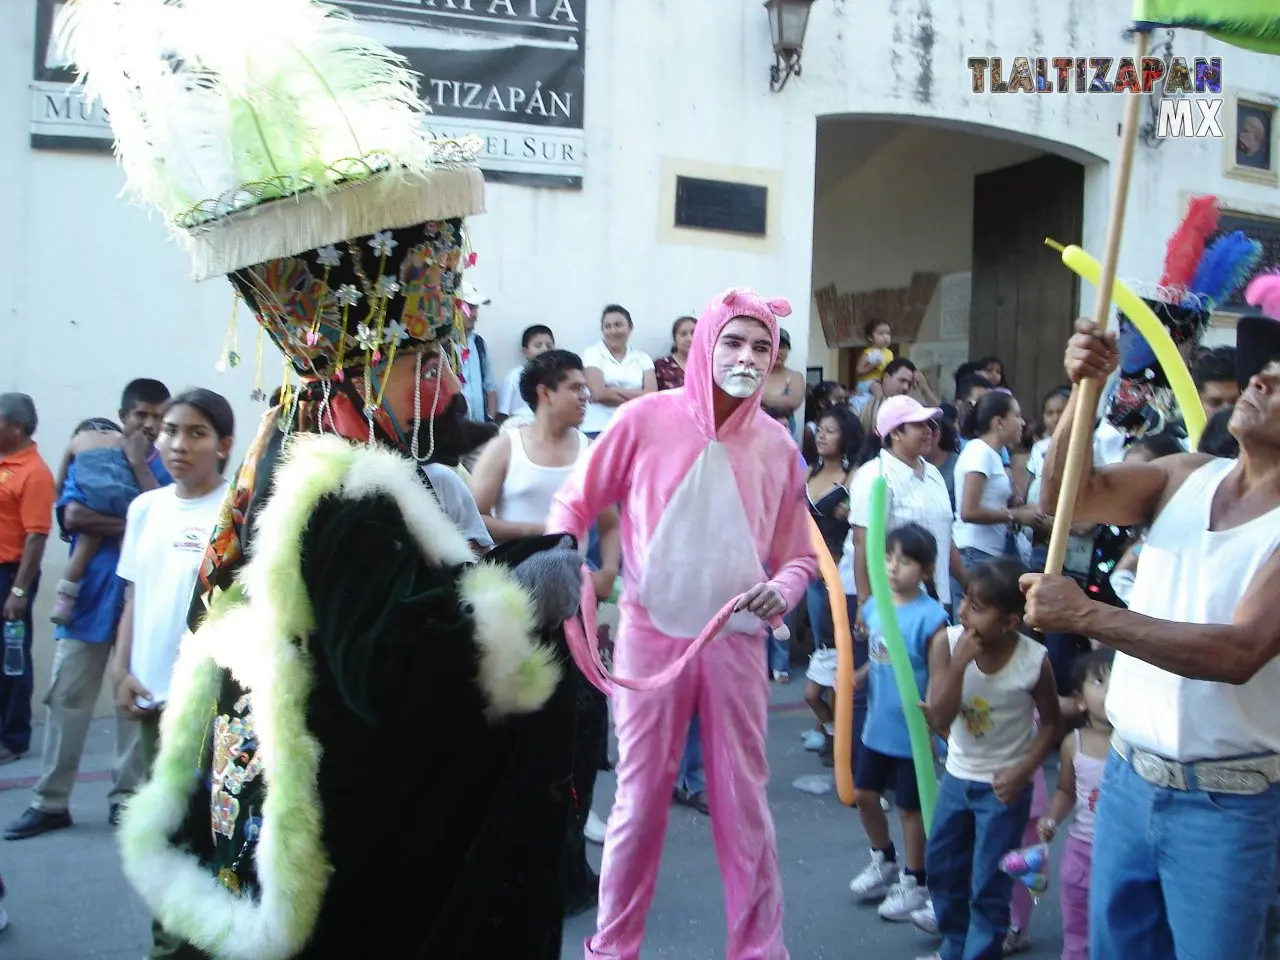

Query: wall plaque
left=674, top=177, right=768, bottom=236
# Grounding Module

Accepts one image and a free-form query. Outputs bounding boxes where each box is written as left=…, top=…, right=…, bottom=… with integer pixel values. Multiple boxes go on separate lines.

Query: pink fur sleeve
left=766, top=452, right=818, bottom=610
left=546, top=420, right=635, bottom=543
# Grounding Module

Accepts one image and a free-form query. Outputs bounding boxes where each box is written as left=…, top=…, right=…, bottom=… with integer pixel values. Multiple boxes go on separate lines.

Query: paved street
left=0, top=689, right=1064, bottom=959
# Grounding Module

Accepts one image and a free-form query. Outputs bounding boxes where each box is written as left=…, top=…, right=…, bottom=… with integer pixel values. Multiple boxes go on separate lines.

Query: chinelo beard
left=413, top=392, right=497, bottom=466
left=719, top=365, right=763, bottom=399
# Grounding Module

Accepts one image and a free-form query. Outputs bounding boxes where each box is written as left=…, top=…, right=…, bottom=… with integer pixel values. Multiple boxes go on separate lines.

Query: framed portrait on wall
left=806, top=366, right=824, bottom=387
left=1224, top=91, right=1280, bottom=187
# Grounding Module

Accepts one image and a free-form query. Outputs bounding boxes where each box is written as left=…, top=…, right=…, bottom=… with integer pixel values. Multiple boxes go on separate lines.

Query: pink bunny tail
left=1245, top=272, right=1280, bottom=321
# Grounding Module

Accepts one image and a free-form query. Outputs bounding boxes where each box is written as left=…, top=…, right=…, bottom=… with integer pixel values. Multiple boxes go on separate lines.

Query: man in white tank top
left=1021, top=315, right=1280, bottom=960
left=470, top=349, right=621, bottom=597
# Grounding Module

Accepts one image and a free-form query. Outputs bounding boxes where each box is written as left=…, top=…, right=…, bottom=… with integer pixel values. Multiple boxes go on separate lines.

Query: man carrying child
left=5, top=378, right=172, bottom=840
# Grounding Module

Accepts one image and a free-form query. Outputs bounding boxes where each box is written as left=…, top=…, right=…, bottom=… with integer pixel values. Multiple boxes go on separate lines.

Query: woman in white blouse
left=953, top=392, right=1044, bottom=572
left=581, top=304, right=657, bottom=437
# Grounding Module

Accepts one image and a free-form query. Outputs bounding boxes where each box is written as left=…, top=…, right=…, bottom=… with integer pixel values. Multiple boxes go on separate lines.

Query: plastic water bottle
left=2, top=621, right=24, bottom=678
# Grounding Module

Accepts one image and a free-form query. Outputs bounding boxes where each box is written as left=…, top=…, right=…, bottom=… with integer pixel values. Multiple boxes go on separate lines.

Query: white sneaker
left=849, top=849, right=900, bottom=901
left=802, top=729, right=826, bottom=751
left=584, top=810, right=607, bottom=845
left=910, top=897, right=938, bottom=935
left=0, top=906, right=8, bottom=933
left=880, top=795, right=892, bottom=811
left=915, top=953, right=942, bottom=960
left=879, top=874, right=928, bottom=921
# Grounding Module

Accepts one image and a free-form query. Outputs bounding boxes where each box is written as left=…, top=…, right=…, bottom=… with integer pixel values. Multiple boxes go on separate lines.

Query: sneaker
left=584, top=810, right=607, bottom=845
left=802, top=729, right=826, bottom=751
left=915, top=953, right=941, bottom=960
left=49, top=590, right=77, bottom=626
left=673, top=787, right=710, bottom=815
left=910, top=898, right=938, bottom=935
left=4, top=808, right=72, bottom=841
left=879, top=874, right=928, bottom=922
left=771, top=670, right=790, bottom=684
left=849, top=849, right=899, bottom=901
left=1003, top=927, right=1032, bottom=955
left=0, top=906, right=8, bottom=934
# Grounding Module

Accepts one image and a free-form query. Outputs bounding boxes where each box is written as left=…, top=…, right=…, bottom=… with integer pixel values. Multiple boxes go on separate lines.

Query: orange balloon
left=808, top=516, right=857, bottom=807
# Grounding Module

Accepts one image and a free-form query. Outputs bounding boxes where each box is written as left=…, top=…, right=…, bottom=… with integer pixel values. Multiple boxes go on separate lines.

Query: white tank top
left=494, top=428, right=590, bottom=525
left=1107, top=458, right=1280, bottom=761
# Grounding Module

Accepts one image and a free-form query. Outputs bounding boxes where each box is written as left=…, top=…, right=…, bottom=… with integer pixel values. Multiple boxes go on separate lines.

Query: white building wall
left=1, top=0, right=1276, bottom=713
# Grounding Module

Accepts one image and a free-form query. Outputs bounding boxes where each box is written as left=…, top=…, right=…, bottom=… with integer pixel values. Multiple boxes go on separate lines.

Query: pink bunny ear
left=720, top=286, right=756, bottom=306
left=766, top=297, right=792, bottom=319
left=1246, top=272, right=1280, bottom=320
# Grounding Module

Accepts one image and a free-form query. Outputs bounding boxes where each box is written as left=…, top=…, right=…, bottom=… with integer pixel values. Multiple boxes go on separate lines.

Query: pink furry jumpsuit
left=548, top=288, right=817, bottom=960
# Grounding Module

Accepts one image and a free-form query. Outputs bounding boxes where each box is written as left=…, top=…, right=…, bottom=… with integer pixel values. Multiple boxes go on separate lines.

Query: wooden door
left=970, top=155, right=1084, bottom=413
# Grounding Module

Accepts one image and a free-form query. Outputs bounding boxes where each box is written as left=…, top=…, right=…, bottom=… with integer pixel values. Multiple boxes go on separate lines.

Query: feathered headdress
left=57, top=0, right=485, bottom=380
left=1110, top=194, right=1262, bottom=434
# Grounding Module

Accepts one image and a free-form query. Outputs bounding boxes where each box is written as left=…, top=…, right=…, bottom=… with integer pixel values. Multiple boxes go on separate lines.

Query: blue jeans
left=1090, top=751, right=1280, bottom=960
left=677, top=714, right=705, bottom=795
left=926, top=771, right=1033, bottom=960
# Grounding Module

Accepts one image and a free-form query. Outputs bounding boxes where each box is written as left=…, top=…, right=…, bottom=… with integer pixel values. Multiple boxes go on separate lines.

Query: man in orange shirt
left=0, top=393, right=56, bottom=764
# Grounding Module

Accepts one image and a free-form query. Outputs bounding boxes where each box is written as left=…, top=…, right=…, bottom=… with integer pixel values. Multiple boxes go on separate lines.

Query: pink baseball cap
left=876, top=395, right=942, bottom=437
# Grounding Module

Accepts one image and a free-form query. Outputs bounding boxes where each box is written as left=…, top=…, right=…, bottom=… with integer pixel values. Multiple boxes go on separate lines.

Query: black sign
left=335, top=0, right=587, bottom=187
left=29, top=0, right=587, bottom=188
left=674, top=177, right=769, bottom=237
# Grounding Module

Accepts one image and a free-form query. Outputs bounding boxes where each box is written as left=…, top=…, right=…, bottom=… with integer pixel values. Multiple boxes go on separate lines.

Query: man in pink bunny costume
left=548, top=287, right=817, bottom=959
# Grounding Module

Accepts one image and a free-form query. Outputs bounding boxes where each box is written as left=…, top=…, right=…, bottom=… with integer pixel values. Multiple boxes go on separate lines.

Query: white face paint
left=718, top=365, right=763, bottom=398
left=712, top=318, right=773, bottom=399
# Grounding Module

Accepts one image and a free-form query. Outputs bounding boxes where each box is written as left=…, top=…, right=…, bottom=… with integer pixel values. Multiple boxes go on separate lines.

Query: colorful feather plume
left=1159, top=195, right=1220, bottom=294
left=55, top=0, right=443, bottom=226
left=1188, top=230, right=1264, bottom=307
left=1246, top=272, right=1280, bottom=321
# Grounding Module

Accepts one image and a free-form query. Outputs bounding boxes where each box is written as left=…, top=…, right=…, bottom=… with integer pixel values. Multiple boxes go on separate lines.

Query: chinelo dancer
left=59, top=2, right=584, bottom=958
left=548, top=287, right=818, bottom=960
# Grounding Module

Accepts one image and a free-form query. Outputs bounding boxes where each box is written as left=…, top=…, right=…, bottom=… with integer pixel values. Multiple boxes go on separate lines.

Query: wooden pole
left=1044, top=30, right=1148, bottom=576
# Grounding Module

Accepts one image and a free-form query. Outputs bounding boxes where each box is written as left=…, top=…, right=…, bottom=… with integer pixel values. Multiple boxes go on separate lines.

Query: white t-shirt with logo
left=952, top=438, right=1012, bottom=557
left=580, top=341, right=654, bottom=434
left=117, top=482, right=228, bottom=706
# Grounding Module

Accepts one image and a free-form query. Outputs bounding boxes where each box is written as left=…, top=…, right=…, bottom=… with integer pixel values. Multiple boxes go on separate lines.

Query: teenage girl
left=1038, top=648, right=1114, bottom=960
left=801, top=406, right=862, bottom=753
left=921, top=558, right=1061, bottom=960
left=848, top=524, right=949, bottom=923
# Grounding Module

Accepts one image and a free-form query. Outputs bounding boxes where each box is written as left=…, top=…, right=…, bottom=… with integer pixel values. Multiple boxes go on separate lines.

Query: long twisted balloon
left=807, top=516, right=857, bottom=807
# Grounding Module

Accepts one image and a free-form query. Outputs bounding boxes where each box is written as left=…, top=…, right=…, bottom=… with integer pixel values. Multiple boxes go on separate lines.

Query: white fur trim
left=118, top=607, right=330, bottom=960
left=458, top=562, right=561, bottom=717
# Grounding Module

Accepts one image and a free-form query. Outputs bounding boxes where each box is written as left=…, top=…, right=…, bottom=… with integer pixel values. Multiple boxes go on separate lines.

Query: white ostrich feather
left=56, top=0, right=440, bottom=225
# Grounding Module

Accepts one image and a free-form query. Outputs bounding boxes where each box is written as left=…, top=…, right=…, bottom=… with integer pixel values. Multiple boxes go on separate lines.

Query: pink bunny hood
left=682, top=287, right=793, bottom=440
left=546, top=286, right=816, bottom=639
left=1240, top=272, right=1280, bottom=388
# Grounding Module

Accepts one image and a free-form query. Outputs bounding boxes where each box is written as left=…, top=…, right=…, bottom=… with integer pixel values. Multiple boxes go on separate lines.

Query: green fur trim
left=458, top=563, right=562, bottom=716
left=116, top=608, right=331, bottom=960
left=243, top=435, right=359, bottom=640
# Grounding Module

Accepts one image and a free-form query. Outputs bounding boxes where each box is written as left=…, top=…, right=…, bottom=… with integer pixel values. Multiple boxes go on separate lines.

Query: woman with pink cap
left=850, top=395, right=964, bottom=621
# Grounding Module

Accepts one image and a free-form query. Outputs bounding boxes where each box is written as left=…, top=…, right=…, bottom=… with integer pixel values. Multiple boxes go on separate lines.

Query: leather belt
left=1112, top=734, right=1280, bottom=796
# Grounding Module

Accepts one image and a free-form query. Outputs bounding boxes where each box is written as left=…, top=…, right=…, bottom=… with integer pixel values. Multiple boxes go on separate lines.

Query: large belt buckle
left=1132, top=748, right=1185, bottom=790
left=1195, top=760, right=1274, bottom=796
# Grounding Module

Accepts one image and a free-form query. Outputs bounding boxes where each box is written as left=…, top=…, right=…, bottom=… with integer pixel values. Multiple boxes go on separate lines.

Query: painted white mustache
left=720, top=365, right=763, bottom=398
